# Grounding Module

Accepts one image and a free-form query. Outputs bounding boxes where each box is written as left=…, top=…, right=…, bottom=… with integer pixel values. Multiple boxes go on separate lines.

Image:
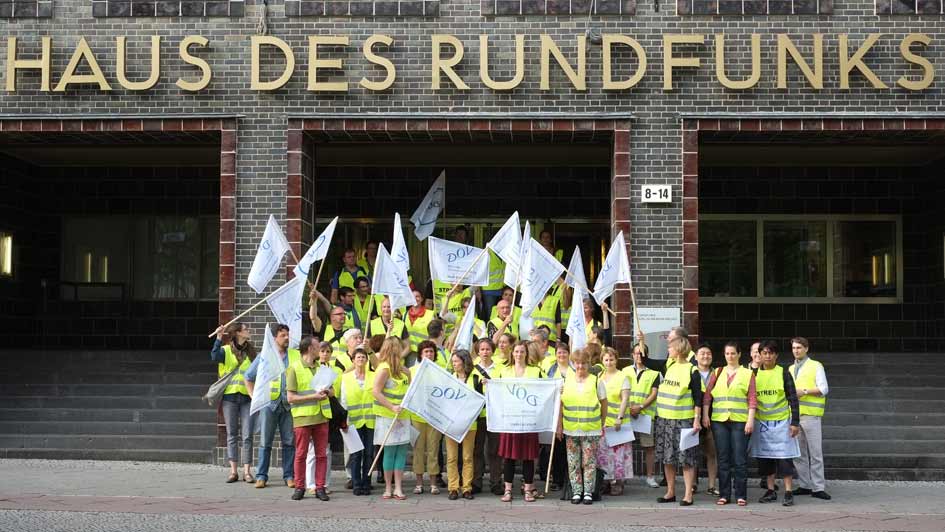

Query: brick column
left=219, top=121, right=237, bottom=327
left=611, top=120, right=633, bottom=353
left=681, top=120, right=699, bottom=343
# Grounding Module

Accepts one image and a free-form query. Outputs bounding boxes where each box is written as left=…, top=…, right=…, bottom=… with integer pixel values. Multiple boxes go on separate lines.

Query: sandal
left=737, top=499, right=747, bottom=506
left=226, top=473, right=239, bottom=483
left=530, top=489, right=544, bottom=500
left=414, top=485, right=424, bottom=495
left=501, top=490, right=513, bottom=502
left=243, top=473, right=254, bottom=483
left=394, top=493, right=407, bottom=500
left=430, top=486, right=440, bottom=495
left=524, top=491, right=536, bottom=502
left=382, top=492, right=393, bottom=499
left=717, top=498, right=728, bottom=506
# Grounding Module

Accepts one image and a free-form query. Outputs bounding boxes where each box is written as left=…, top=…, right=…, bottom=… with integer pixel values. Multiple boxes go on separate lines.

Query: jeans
left=713, top=421, right=749, bottom=501
left=347, top=426, right=375, bottom=490
left=293, top=422, right=328, bottom=490
left=256, top=402, right=294, bottom=482
left=221, top=394, right=254, bottom=465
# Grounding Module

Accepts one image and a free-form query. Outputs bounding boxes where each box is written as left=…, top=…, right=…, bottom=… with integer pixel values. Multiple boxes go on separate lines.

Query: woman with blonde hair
left=655, top=336, right=703, bottom=506
left=372, top=337, right=412, bottom=500
left=597, top=347, right=632, bottom=495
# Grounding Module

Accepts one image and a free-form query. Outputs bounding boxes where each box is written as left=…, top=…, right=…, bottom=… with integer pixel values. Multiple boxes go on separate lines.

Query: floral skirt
left=654, top=417, right=701, bottom=468
left=597, top=441, right=634, bottom=480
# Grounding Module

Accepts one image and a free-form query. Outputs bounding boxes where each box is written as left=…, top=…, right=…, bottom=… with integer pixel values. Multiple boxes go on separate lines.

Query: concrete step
left=821, top=425, right=945, bottom=440
left=823, top=439, right=944, bottom=454
left=0, top=383, right=209, bottom=397
left=0, top=433, right=215, bottom=451
left=0, top=371, right=216, bottom=386
left=825, top=398, right=945, bottom=412
left=828, top=387, right=939, bottom=400
left=823, top=453, right=945, bottom=470
left=824, top=412, right=945, bottom=427
left=822, top=468, right=945, bottom=481
left=0, top=447, right=214, bottom=463
left=0, top=395, right=209, bottom=410
left=0, top=420, right=214, bottom=436
left=0, top=407, right=216, bottom=423
left=827, top=375, right=945, bottom=386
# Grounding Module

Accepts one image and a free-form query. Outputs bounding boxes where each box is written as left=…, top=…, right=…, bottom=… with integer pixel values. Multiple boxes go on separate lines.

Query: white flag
left=593, top=231, right=632, bottom=305
left=453, top=293, right=477, bottom=351
left=504, top=220, right=530, bottom=288
left=391, top=212, right=411, bottom=273
left=372, top=243, right=415, bottom=311
left=248, top=215, right=292, bottom=294
left=249, top=325, right=286, bottom=416
left=488, top=211, right=521, bottom=268
left=486, top=378, right=561, bottom=433
left=293, top=216, right=338, bottom=279
left=428, top=237, right=490, bottom=287
left=410, top=171, right=445, bottom=241
left=565, top=246, right=590, bottom=294
left=265, top=276, right=306, bottom=349
left=402, top=359, right=485, bottom=443
left=565, top=283, right=588, bottom=350
left=518, top=238, right=566, bottom=316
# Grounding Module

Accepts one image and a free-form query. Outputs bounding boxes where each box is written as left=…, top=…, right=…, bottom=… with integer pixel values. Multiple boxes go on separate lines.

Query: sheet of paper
left=604, top=426, right=636, bottom=447
left=339, top=425, right=364, bottom=454
left=409, top=424, right=421, bottom=447
left=538, top=431, right=555, bottom=445
left=679, top=427, right=701, bottom=451
left=310, top=369, right=336, bottom=392
left=629, top=414, right=652, bottom=434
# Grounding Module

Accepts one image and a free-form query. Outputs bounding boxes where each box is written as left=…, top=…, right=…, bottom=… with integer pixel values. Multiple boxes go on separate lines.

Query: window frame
left=700, top=214, right=903, bottom=304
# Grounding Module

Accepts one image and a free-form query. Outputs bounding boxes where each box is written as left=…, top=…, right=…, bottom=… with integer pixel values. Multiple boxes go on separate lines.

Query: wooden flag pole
left=367, top=410, right=401, bottom=476
left=545, top=409, right=560, bottom=494
left=627, top=274, right=645, bottom=351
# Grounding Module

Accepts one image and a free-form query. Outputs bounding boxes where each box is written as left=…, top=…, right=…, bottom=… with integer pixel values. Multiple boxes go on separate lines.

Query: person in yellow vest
left=545, top=342, right=572, bottom=380
left=497, top=341, right=545, bottom=502
left=531, top=290, right=562, bottom=343
left=341, top=346, right=375, bottom=496
left=405, top=289, right=435, bottom=357
left=306, top=341, right=345, bottom=495
left=320, top=305, right=349, bottom=362
left=433, top=281, right=470, bottom=337
left=695, top=344, right=719, bottom=497
left=753, top=340, right=801, bottom=507
left=623, top=342, right=661, bottom=489
left=583, top=298, right=609, bottom=347
left=639, top=326, right=696, bottom=374
left=357, top=240, right=379, bottom=277
left=336, top=287, right=362, bottom=330
left=495, top=332, right=514, bottom=366
left=410, top=341, right=445, bottom=495
left=539, top=230, right=564, bottom=262
left=441, top=290, right=486, bottom=342
left=489, top=286, right=522, bottom=331
left=481, top=250, right=506, bottom=321
left=471, top=338, right=503, bottom=495
left=654, top=336, right=703, bottom=506
left=336, top=328, right=363, bottom=371
left=330, top=248, right=368, bottom=304
left=372, top=337, right=412, bottom=500
left=367, top=297, right=407, bottom=340
left=244, top=324, right=299, bottom=489
left=598, top=347, right=632, bottom=496
left=556, top=348, right=608, bottom=505
left=211, top=322, right=256, bottom=484
left=445, top=350, right=483, bottom=500
left=353, top=276, right=383, bottom=328
left=529, top=327, right=557, bottom=372
left=488, top=299, right=518, bottom=344
left=285, top=336, right=334, bottom=501
left=789, top=337, right=830, bottom=501
left=702, top=341, right=757, bottom=506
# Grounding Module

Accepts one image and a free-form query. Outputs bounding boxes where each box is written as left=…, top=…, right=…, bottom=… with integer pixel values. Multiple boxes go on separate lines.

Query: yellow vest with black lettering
left=531, top=295, right=559, bottom=342
left=373, top=362, right=409, bottom=419
left=342, top=370, right=375, bottom=429
left=368, top=317, right=405, bottom=339
left=269, top=349, right=302, bottom=400
left=624, top=366, right=659, bottom=418
left=406, top=310, right=434, bottom=352
left=710, top=367, right=752, bottom=423
left=602, top=372, right=628, bottom=428
left=755, top=367, right=790, bottom=422
left=288, top=361, right=333, bottom=420
left=562, top=375, right=602, bottom=433
left=484, top=250, right=505, bottom=291
left=219, top=345, right=250, bottom=396
left=656, top=363, right=697, bottom=420
left=789, top=358, right=826, bottom=417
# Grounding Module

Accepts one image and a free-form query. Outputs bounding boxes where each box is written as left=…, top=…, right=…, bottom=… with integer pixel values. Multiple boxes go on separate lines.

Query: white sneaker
left=646, top=477, right=659, bottom=488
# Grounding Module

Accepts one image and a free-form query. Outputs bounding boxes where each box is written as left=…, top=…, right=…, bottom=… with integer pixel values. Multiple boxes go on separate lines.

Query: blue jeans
left=713, top=420, right=749, bottom=501
left=221, top=394, right=254, bottom=465
left=256, top=402, right=294, bottom=482
left=346, top=426, right=375, bottom=490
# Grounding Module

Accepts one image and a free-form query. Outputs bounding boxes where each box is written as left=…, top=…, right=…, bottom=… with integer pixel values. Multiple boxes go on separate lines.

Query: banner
left=565, top=282, right=588, bottom=350
left=749, top=419, right=802, bottom=459
left=249, top=325, right=286, bottom=416
left=504, top=220, right=530, bottom=289
left=265, top=276, right=306, bottom=349
left=486, top=378, right=561, bottom=434
left=428, top=237, right=490, bottom=287
left=391, top=212, right=411, bottom=273
left=453, top=293, right=477, bottom=352
left=293, top=216, right=338, bottom=279
left=565, top=246, right=590, bottom=293
left=248, top=215, right=291, bottom=294
left=488, top=211, right=521, bottom=287
left=372, top=243, right=415, bottom=311
left=401, top=359, right=485, bottom=443
left=593, top=231, right=632, bottom=305
left=519, top=238, right=566, bottom=316
left=410, top=171, right=445, bottom=241
left=634, top=307, right=680, bottom=361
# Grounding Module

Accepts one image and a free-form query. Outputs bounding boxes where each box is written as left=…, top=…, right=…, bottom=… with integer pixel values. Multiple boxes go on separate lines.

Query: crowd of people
left=210, top=236, right=831, bottom=507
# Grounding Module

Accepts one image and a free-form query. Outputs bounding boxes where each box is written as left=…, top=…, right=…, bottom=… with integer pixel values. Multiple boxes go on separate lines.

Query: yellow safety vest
left=490, top=305, right=522, bottom=332
left=269, top=349, right=301, bottom=400
left=219, top=345, right=250, bottom=396
left=288, top=361, right=333, bottom=420
left=755, top=367, right=790, bottom=422
left=368, top=317, right=405, bottom=338
left=454, top=310, right=486, bottom=340
left=789, top=358, right=826, bottom=417
left=624, top=366, right=659, bottom=418
left=484, top=250, right=505, bottom=291
left=356, top=257, right=374, bottom=277
left=584, top=319, right=600, bottom=340
left=489, top=316, right=518, bottom=341
left=531, top=295, right=559, bottom=342
left=353, top=294, right=384, bottom=328
left=342, top=370, right=376, bottom=429
left=601, top=372, right=628, bottom=427
left=373, top=362, right=409, bottom=419
left=562, top=375, right=602, bottom=433
left=656, top=363, right=697, bottom=420
left=323, top=328, right=352, bottom=370
left=336, top=266, right=367, bottom=291
left=665, top=351, right=696, bottom=373
left=710, top=367, right=752, bottom=423
left=406, top=311, right=434, bottom=352
left=498, top=365, right=543, bottom=379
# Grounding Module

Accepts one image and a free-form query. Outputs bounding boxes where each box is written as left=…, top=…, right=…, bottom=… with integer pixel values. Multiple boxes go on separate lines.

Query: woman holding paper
left=624, top=342, right=661, bottom=489
left=372, top=337, right=412, bottom=500
left=702, top=341, right=756, bottom=506
left=410, top=341, right=445, bottom=495
left=597, top=347, right=633, bottom=495
left=445, top=350, right=483, bottom=500
left=341, top=347, right=376, bottom=496
left=557, top=348, right=608, bottom=505
left=654, top=336, right=703, bottom=506
left=497, top=341, right=544, bottom=502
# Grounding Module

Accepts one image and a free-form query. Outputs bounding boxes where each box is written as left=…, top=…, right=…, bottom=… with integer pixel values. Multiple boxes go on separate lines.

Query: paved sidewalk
left=0, top=460, right=943, bottom=532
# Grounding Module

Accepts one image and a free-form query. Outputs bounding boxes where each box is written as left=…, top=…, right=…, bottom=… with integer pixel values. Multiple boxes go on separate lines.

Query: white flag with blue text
left=402, top=359, right=485, bottom=443
left=453, top=293, right=478, bottom=352
left=248, top=215, right=291, bottom=294
left=487, top=212, right=521, bottom=287
left=519, top=238, right=566, bottom=316
left=372, top=243, right=415, bottom=311
left=428, top=237, right=490, bottom=287
left=265, top=276, right=306, bottom=349
left=565, top=246, right=590, bottom=294
left=391, top=212, right=411, bottom=274
left=486, top=378, right=561, bottom=434
left=565, top=283, right=588, bottom=350
left=410, top=171, right=445, bottom=241
left=249, top=326, right=286, bottom=416
left=293, top=216, right=338, bottom=279
left=593, top=231, right=632, bottom=305
left=504, top=221, right=530, bottom=289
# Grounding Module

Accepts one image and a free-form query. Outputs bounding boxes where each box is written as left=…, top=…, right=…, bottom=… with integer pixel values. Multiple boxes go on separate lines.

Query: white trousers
left=794, top=415, right=826, bottom=492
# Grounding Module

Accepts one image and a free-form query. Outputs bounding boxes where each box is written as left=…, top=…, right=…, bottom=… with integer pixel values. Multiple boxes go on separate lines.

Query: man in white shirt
left=789, top=337, right=831, bottom=501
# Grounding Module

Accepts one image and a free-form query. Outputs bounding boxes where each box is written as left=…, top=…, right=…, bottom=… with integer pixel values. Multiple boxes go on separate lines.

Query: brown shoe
left=255, top=479, right=267, bottom=489
left=286, top=479, right=296, bottom=489
left=611, top=482, right=624, bottom=496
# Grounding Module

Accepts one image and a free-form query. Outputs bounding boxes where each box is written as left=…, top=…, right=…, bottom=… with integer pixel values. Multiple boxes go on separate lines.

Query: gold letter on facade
left=177, top=36, right=212, bottom=92
left=54, top=37, right=112, bottom=92
left=602, top=35, right=647, bottom=90
left=116, top=36, right=160, bottom=91
left=898, top=33, right=934, bottom=91
left=431, top=35, right=469, bottom=90
left=251, top=35, right=295, bottom=91
left=361, top=34, right=396, bottom=91
left=307, top=36, right=349, bottom=92
left=715, top=34, right=760, bottom=90
left=839, top=33, right=888, bottom=90
left=663, top=34, right=704, bottom=90
left=540, top=35, right=586, bottom=91
left=6, top=37, right=51, bottom=92
left=480, top=34, right=525, bottom=90
left=777, top=34, right=823, bottom=89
